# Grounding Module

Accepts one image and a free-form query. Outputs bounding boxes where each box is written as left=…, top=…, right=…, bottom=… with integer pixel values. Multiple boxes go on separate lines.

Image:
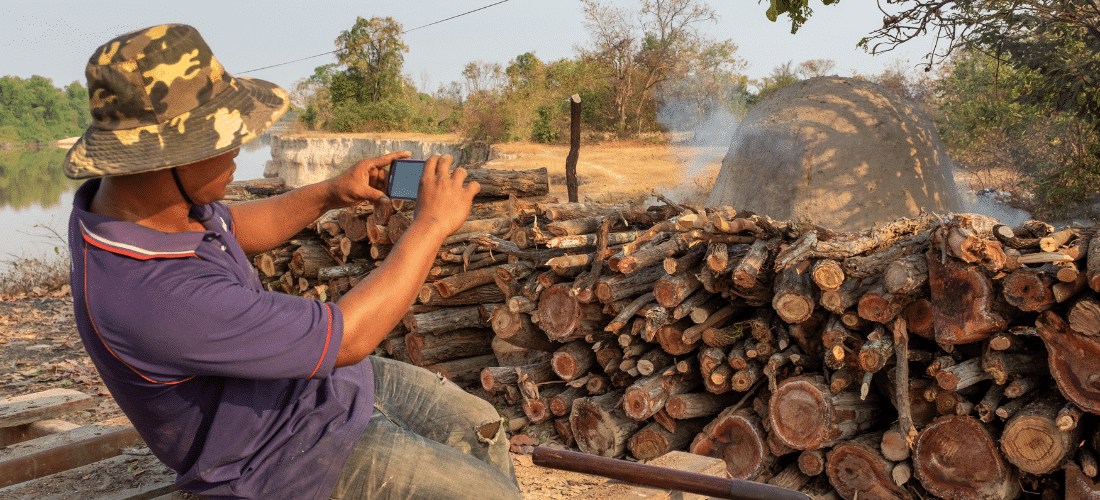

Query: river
left=0, top=129, right=276, bottom=272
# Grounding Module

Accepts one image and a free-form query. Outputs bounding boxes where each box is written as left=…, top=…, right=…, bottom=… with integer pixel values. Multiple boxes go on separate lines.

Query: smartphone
left=386, top=159, right=425, bottom=200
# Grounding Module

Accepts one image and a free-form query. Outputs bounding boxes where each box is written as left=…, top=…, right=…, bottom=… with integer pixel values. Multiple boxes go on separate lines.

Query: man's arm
left=228, top=151, right=408, bottom=256
left=333, top=155, right=479, bottom=366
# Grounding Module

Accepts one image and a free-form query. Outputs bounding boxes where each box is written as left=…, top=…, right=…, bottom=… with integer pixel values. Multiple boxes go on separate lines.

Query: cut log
left=825, top=431, right=912, bottom=500
left=772, top=266, right=818, bottom=324
left=769, top=375, right=882, bottom=451
left=653, top=271, right=702, bottom=308
left=549, top=385, right=587, bottom=417
left=797, top=448, right=827, bottom=478
left=491, top=307, right=557, bottom=352
left=1034, top=311, right=1100, bottom=413
left=664, top=392, right=736, bottom=420
left=1002, top=267, right=1057, bottom=312
left=627, top=418, right=707, bottom=461
left=883, top=253, right=928, bottom=295
left=538, top=284, right=606, bottom=342
left=550, top=340, right=597, bottom=382
left=1070, top=296, right=1100, bottom=336
left=811, top=259, right=846, bottom=292
left=594, top=264, right=666, bottom=303
left=464, top=167, right=549, bottom=198
left=689, top=407, right=776, bottom=480
left=404, top=305, right=488, bottom=335
left=999, top=391, right=1083, bottom=475
left=405, top=327, right=494, bottom=366
left=913, top=415, right=1020, bottom=500
left=623, top=369, right=701, bottom=422
left=423, top=354, right=497, bottom=387
left=570, top=389, right=643, bottom=458
left=927, top=252, right=1006, bottom=345
left=1067, top=462, right=1100, bottom=500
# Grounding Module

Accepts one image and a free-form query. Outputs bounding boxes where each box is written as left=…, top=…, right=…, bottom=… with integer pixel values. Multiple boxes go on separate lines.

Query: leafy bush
left=531, top=105, right=560, bottom=143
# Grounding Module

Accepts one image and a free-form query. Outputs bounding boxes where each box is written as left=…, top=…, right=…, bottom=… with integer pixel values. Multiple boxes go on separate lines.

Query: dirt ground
left=0, top=140, right=728, bottom=499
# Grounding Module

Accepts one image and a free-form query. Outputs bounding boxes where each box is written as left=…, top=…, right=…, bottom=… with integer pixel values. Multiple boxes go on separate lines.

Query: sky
left=3, top=0, right=936, bottom=96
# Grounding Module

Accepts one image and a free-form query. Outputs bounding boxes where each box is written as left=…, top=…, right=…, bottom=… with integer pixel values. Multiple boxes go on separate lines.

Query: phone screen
left=387, top=159, right=425, bottom=200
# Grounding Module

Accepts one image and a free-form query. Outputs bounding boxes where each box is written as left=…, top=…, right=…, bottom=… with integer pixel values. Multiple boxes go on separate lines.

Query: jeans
left=329, top=356, right=522, bottom=500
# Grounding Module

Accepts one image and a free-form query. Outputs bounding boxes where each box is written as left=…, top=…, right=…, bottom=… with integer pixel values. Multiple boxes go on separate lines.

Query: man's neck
left=89, top=173, right=201, bottom=233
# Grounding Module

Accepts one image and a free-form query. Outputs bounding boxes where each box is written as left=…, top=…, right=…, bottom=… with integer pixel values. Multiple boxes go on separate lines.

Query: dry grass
left=0, top=254, right=70, bottom=297
left=486, top=140, right=724, bottom=208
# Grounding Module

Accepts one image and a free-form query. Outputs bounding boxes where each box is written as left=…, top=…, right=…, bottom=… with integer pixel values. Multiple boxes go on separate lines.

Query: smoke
left=651, top=91, right=744, bottom=206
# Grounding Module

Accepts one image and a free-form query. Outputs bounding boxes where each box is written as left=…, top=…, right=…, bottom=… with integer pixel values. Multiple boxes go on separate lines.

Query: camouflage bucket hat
left=63, top=24, right=289, bottom=179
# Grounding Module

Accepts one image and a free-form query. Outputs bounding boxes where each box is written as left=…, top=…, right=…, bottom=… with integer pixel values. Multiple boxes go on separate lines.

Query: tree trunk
left=772, top=265, right=818, bottom=324
left=623, top=370, right=701, bottom=421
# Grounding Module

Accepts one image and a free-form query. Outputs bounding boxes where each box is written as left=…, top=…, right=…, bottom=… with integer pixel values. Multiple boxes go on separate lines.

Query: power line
left=237, top=0, right=513, bottom=76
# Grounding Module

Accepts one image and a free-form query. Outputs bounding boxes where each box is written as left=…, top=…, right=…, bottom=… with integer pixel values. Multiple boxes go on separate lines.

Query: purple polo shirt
left=68, top=179, right=373, bottom=500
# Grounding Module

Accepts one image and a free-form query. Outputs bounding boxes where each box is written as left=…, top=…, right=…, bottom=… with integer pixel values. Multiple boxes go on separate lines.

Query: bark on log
left=464, top=167, right=550, bottom=198
left=664, top=392, right=736, bottom=420
left=423, top=354, right=497, bottom=386
left=913, top=415, right=1020, bottom=500
left=404, top=305, right=488, bottom=335
left=406, top=327, right=494, bottom=366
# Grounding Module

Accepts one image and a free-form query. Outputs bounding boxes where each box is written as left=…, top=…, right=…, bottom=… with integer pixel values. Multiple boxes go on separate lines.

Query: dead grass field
left=483, top=140, right=727, bottom=208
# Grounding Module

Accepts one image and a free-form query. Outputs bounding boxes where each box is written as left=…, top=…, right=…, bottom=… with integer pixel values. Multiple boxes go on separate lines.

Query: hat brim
left=63, top=77, right=289, bottom=179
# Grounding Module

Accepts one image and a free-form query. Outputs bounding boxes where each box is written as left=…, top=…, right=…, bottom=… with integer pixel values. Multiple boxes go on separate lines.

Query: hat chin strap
left=170, top=168, right=197, bottom=206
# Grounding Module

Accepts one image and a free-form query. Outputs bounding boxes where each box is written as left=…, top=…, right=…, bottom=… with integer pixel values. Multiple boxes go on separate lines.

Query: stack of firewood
left=244, top=168, right=1100, bottom=499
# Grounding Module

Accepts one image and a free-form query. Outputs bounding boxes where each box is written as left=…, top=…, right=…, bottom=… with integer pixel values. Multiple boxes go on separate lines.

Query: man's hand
left=413, top=155, right=481, bottom=239
left=328, top=151, right=412, bottom=209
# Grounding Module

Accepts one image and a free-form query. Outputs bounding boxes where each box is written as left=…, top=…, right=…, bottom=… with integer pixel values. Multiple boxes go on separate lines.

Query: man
left=63, top=24, right=521, bottom=500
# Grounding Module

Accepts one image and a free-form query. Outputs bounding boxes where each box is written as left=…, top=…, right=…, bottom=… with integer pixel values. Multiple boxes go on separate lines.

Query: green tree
left=334, top=16, right=409, bottom=104
left=0, top=76, right=87, bottom=145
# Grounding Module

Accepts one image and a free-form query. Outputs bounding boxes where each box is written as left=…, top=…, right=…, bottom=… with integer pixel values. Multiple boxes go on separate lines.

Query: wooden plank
left=0, top=388, right=95, bottom=432
left=0, top=416, right=142, bottom=488
left=570, top=451, right=727, bottom=500
left=0, top=418, right=82, bottom=448
left=0, top=452, right=175, bottom=500
left=96, top=482, right=179, bottom=500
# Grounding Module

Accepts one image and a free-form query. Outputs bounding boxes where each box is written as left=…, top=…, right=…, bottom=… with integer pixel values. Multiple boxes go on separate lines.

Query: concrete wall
left=266, top=135, right=495, bottom=187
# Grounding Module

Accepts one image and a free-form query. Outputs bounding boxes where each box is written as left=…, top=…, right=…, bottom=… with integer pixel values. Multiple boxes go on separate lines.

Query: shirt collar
left=73, top=179, right=223, bottom=260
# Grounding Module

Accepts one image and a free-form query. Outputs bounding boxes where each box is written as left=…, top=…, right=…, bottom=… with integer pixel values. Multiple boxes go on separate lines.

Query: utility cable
left=237, top=0, right=512, bottom=75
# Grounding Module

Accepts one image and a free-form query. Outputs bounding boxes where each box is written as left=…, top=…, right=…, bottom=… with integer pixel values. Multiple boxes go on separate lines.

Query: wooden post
left=566, top=94, right=581, bottom=202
